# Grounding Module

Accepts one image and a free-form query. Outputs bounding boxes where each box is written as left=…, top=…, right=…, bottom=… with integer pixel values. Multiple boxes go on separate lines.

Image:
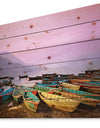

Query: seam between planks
left=1, top=57, right=100, bottom=70
left=0, top=38, right=100, bottom=56
left=0, top=19, right=100, bottom=41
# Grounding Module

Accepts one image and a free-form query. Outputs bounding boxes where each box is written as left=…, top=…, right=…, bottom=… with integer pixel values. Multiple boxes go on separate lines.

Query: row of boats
left=0, top=78, right=100, bottom=113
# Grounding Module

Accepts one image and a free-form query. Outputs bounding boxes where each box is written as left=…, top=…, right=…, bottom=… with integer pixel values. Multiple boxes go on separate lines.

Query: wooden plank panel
left=0, top=4, right=100, bottom=39
left=0, top=40, right=100, bottom=69
left=0, top=21, right=100, bottom=54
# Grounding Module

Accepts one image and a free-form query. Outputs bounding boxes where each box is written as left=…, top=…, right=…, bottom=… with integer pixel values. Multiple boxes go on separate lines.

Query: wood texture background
left=0, top=4, right=100, bottom=85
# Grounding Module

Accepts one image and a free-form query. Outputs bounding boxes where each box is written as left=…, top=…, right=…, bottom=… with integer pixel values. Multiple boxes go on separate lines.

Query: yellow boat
left=60, top=82, right=80, bottom=90
left=54, top=90, right=100, bottom=107
left=38, top=91, right=80, bottom=112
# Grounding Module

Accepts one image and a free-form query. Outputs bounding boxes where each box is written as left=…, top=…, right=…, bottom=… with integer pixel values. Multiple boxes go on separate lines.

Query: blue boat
left=36, top=83, right=59, bottom=88
left=0, top=87, right=14, bottom=103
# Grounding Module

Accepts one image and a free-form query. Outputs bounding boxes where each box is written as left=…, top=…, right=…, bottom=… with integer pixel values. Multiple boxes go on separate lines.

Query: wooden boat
left=0, top=76, right=8, bottom=80
left=23, top=91, right=40, bottom=112
left=83, top=81, right=100, bottom=85
left=21, top=86, right=37, bottom=95
left=71, top=79, right=91, bottom=83
left=88, top=81, right=100, bottom=84
left=36, top=83, right=58, bottom=88
left=59, top=82, right=80, bottom=90
left=60, top=74, right=74, bottom=77
left=36, top=84, right=60, bottom=90
left=73, top=82, right=100, bottom=93
left=80, top=81, right=100, bottom=93
left=28, top=76, right=42, bottom=81
left=34, top=85, right=59, bottom=93
left=42, top=78, right=51, bottom=81
left=52, top=77, right=67, bottom=81
left=38, top=91, right=80, bottom=112
left=12, top=88, right=24, bottom=103
left=87, top=88, right=100, bottom=94
left=9, top=77, right=14, bottom=80
left=71, top=80, right=100, bottom=86
left=19, top=75, right=28, bottom=80
left=61, top=88, right=100, bottom=106
left=91, top=81, right=100, bottom=83
left=42, top=73, right=58, bottom=77
left=34, top=86, right=52, bottom=92
left=63, top=88, right=100, bottom=100
left=0, top=87, right=14, bottom=103
left=3, top=80, right=12, bottom=86
left=92, top=76, right=100, bottom=80
left=0, top=86, right=10, bottom=93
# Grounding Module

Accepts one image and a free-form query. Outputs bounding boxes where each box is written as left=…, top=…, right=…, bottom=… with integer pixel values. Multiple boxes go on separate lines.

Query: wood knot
left=92, top=22, right=96, bottom=25
left=30, top=24, right=34, bottom=28
left=77, top=16, right=80, bottom=20
left=24, top=37, right=28, bottom=40
left=47, top=56, right=51, bottom=59
left=6, top=44, right=10, bottom=47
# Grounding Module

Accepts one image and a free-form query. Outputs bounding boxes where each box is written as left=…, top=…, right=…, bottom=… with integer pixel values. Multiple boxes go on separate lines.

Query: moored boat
left=21, top=86, right=37, bottom=95
left=34, top=84, right=60, bottom=93
left=12, top=88, right=24, bottom=103
left=36, top=83, right=58, bottom=88
left=86, top=81, right=100, bottom=85
left=71, top=79, right=91, bottom=83
left=73, top=82, right=100, bottom=94
left=38, top=91, right=80, bottom=112
left=59, top=82, right=80, bottom=90
left=61, top=88, right=100, bottom=106
left=23, top=91, right=40, bottom=112
left=87, top=88, right=100, bottom=94
left=0, top=87, right=14, bottom=103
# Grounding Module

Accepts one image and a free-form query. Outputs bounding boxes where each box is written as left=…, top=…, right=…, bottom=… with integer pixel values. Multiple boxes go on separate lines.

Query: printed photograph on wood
left=0, top=3, right=100, bottom=118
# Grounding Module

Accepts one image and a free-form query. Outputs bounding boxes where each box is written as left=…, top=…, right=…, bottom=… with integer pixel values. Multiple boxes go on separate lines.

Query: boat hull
left=60, top=82, right=80, bottom=90
left=12, top=95, right=23, bottom=103
left=21, top=86, right=37, bottom=95
left=34, top=85, right=58, bottom=93
left=87, top=88, right=100, bottom=94
left=24, top=100, right=39, bottom=112
left=60, top=89, right=100, bottom=107
left=38, top=91, right=80, bottom=112
left=0, top=87, right=14, bottom=103
left=12, top=89, right=24, bottom=103
left=0, top=92, right=12, bottom=103
left=23, top=92, right=40, bottom=112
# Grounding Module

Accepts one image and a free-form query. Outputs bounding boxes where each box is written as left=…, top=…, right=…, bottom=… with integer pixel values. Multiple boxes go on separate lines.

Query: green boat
left=36, top=83, right=59, bottom=88
left=34, top=84, right=60, bottom=92
left=63, top=88, right=100, bottom=100
left=23, top=92, right=40, bottom=112
left=12, top=88, right=24, bottom=103
left=21, top=86, right=37, bottom=95
left=60, top=88, right=100, bottom=106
